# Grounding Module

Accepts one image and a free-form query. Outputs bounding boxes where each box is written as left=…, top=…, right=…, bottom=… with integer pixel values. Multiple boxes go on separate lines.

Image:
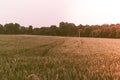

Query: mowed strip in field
left=1, top=35, right=120, bottom=80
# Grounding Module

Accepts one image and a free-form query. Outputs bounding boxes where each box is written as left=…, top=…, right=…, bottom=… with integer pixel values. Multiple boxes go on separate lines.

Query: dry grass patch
left=0, top=35, right=120, bottom=79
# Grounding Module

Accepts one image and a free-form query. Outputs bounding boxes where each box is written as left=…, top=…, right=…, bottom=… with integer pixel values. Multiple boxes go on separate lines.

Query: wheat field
left=1, top=35, right=120, bottom=80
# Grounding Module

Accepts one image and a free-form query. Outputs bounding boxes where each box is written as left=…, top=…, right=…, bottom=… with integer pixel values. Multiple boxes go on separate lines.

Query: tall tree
left=59, top=22, right=77, bottom=36
left=4, top=23, right=20, bottom=34
left=0, top=24, right=4, bottom=34
left=28, top=25, right=33, bottom=34
left=50, top=25, right=60, bottom=36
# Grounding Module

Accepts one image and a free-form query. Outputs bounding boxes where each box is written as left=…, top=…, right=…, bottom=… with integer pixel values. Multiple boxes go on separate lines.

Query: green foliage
left=59, top=22, right=77, bottom=36
left=1, top=22, right=120, bottom=38
left=4, top=23, right=20, bottom=34
left=0, top=24, right=4, bottom=34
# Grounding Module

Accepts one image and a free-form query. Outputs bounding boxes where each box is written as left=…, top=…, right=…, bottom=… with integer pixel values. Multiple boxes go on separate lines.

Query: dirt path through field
left=52, top=37, right=120, bottom=56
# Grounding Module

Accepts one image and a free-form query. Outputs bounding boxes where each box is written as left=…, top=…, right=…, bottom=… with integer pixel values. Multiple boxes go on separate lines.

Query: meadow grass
left=0, top=35, right=120, bottom=80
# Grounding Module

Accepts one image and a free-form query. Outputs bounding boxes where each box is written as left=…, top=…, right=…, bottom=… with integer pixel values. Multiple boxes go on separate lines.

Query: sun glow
left=67, top=0, right=120, bottom=25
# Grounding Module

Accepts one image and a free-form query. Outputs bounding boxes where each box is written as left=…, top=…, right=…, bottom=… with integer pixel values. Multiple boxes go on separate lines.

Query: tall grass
left=0, top=35, right=120, bottom=80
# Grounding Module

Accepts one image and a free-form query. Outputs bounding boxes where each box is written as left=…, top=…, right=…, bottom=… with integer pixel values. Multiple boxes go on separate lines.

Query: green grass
left=0, top=35, right=120, bottom=80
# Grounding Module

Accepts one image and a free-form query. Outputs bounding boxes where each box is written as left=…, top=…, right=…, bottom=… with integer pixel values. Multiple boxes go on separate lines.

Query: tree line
left=0, top=22, right=120, bottom=38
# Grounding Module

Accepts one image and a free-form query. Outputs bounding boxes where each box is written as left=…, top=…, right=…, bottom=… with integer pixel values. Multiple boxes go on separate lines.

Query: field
left=1, top=35, right=120, bottom=80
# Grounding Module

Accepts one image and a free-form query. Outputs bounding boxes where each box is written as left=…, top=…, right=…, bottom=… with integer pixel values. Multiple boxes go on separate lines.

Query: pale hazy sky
left=0, top=0, right=120, bottom=27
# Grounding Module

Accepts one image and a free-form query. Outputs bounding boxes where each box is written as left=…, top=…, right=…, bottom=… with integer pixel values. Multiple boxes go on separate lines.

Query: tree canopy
left=0, top=22, right=120, bottom=38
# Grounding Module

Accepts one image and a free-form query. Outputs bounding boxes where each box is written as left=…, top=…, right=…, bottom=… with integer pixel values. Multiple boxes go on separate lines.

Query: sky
left=0, top=0, right=120, bottom=27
